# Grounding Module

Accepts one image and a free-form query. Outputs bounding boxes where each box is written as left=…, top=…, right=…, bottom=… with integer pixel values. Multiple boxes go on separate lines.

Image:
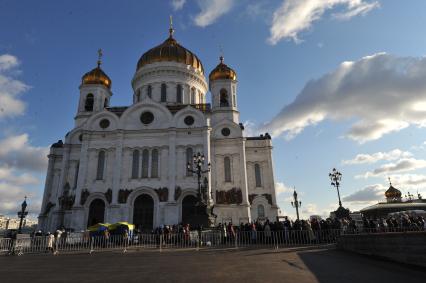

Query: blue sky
left=1, top=0, right=426, bottom=219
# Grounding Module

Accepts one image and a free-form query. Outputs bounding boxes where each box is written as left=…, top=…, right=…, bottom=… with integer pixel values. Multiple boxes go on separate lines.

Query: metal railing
left=1, top=227, right=424, bottom=256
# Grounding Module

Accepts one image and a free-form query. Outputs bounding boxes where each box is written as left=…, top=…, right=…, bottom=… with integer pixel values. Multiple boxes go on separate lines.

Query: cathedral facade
left=38, top=27, right=279, bottom=232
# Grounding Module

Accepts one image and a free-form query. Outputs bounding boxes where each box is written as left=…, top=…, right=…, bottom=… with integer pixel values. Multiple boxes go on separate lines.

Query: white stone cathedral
left=38, top=26, right=279, bottom=232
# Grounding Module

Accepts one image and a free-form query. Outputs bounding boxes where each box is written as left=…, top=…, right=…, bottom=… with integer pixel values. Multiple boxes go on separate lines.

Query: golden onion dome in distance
left=136, top=17, right=204, bottom=74
left=209, top=56, right=237, bottom=82
left=385, top=183, right=402, bottom=199
left=81, top=49, right=112, bottom=89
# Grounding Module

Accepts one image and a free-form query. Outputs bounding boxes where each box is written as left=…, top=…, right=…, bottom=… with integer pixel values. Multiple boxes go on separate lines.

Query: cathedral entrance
left=182, top=195, right=208, bottom=228
left=133, top=194, right=154, bottom=231
left=87, top=199, right=105, bottom=227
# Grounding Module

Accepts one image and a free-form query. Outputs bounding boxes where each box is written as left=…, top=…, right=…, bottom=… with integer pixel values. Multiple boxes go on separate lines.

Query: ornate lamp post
left=187, top=152, right=216, bottom=228
left=291, top=188, right=302, bottom=221
left=329, top=168, right=343, bottom=207
left=187, top=152, right=211, bottom=204
left=17, top=196, right=28, bottom=233
left=328, top=168, right=349, bottom=219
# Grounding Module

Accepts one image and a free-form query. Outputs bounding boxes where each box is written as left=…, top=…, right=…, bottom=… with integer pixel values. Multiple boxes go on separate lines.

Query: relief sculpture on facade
left=105, top=189, right=112, bottom=204
left=248, top=194, right=257, bottom=205
left=174, top=186, right=182, bottom=201
left=118, top=189, right=133, bottom=204
left=216, top=188, right=242, bottom=204
left=262, top=193, right=273, bottom=205
left=80, top=189, right=90, bottom=205
left=155, top=187, right=169, bottom=202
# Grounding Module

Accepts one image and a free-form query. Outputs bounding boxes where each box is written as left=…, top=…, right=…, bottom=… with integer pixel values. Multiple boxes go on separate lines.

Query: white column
left=168, top=129, right=177, bottom=202
left=112, top=131, right=124, bottom=204
left=203, top=128, right=212, bottom=204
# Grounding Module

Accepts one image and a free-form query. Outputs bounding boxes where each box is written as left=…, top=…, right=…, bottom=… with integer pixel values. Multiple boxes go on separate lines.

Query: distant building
left=360, top=182, right=426, bottom=218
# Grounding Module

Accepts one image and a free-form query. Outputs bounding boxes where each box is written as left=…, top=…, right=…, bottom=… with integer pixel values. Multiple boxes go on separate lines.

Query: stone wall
left=337, top=232, right=426, bottom=267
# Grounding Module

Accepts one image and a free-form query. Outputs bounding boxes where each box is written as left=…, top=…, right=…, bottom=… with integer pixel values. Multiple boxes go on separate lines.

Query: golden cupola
left=81, top=49, right=112, bottom=89
left=136, top=23, right=204, bottom=74
left=209, top=56, right=237, bottom=82
left=385, top=179, right=402, bottom=202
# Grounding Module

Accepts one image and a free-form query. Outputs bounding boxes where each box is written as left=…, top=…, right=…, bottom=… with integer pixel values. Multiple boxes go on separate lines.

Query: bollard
left=90, top=238, right=94, bottom=254
left=159, top=235, right=162, bottom=253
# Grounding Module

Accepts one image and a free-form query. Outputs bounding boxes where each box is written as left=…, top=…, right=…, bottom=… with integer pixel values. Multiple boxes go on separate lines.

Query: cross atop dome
left=169, top=15, right=174, bottom=38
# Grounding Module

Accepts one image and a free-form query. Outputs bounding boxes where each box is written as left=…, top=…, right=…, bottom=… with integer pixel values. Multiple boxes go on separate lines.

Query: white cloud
left=0, top=182, right=41, bottom=215
left=262, top=53, right=426, bottom=143
left=171, top=0, right=186, bottom=11
left=360, top=158, right=426, bottom=178
left=268, top=0, right=379, bottom=44
left=342, top=184, right=386, bottom=203
left=0, top=54, right=29, bottom=119
left=275, top=182, right=291, bottom=195
left=0, top=133, right=49, bottom=172
left=0, top=165, right=40, bottom=186
left=343, top=149, right=412, bottom=165
left=194, top=0, right=234, bottom=27
left=389, top=174, right=426, bottom=189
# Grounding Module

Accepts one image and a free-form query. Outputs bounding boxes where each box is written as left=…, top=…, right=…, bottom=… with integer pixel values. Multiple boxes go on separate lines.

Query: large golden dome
left=209, top=56, right=237, bottom=82
left=136, top=29, right=204, bottom=74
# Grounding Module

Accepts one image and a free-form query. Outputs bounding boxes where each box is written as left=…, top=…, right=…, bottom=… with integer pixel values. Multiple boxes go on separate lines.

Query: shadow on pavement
left=298, top=249, right=426, bottom=283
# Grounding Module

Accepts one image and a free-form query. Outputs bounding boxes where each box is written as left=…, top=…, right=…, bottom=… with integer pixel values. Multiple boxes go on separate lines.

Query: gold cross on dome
left=97, top=49, right=103, bottom=67
left=169, top=15, right=175, bottom=37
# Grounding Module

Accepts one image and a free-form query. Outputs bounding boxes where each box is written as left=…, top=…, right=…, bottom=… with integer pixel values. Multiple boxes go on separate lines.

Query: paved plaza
left=0, top=247, right=424, bottom=283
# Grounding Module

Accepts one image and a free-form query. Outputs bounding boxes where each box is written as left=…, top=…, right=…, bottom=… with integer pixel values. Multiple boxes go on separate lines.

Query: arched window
left=85, top=94, right=94, bottom=111
left=198, top=91, right=202, bottom=104
left=104, top=98, right=109, bottom=108
left=191, top=88, right=196, bottom=104
left=224, top=156, right=231, bottom=182
left=255, top=163, right=262, bottom=187
left=96, top=151, right=105, bottom=180
left=151, top=149, right=159, bottom=178
left=141, top=149, right=149, bottom=178
left=161, top=83, right=167, bottom=102
left=176, top=84, right=183, bottom=104
left=186, top=148, right=193, bottom=176
left=220, top=89, right=229, bottom=107
left=233, top=94, right=236, bottom=107
left=132, top=150, right=140, bottom=179
left=258, top=205, right=265, bottom=218
left=147, top=85, right=152, bottom=98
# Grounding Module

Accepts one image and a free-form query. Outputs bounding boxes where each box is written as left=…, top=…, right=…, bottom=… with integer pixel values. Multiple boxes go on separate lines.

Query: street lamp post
left=328, top=168, right=349, bottom=219
left=17, top=196, right=28, bottom=233
left=187, top=152, right=211, bottom=204
left=187, top=152, right=216, bottom=228
left=329, top=168, right=343, bottom=207
left=291, top=188, right=302, bottom=221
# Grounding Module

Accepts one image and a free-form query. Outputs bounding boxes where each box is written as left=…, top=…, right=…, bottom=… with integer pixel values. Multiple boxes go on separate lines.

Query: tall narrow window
left=141, top=149, right=149, bottom=178
left=224, top=156, right=231, bottom=182
left=186, top=148, right=193, bottom=176
left=233, top=94, right=236, bottom=107
left=220, top=89, right=229, bottom=107
left=73, top=162, right=79, bottom=190
left=132, top=150, right=140, bottom=179
left=104, top=98, right=108, bottom=108
left=161, top=83, right=167, bottom=102
left=258, top=205, right=265, bottom=218
left=85, top=94, right=94, bottom=111
left=255, top=163, right=262, bottom=187
left=147, top=85, right=152, bottom=98
left=151, top=149, right=159, bottom=178
left=191, top=88, right=196, bottom=104
left=176, top=84, right=182, bottom=104
left=96, top=151, right=105, bottom=180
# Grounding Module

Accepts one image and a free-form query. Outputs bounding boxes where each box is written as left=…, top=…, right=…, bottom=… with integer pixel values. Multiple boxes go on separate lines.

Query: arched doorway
left=87, top=199, right=105, bottom=227
left=182, top=195, right=207, bottom=228
left=133, top=194, right=154, bottom=231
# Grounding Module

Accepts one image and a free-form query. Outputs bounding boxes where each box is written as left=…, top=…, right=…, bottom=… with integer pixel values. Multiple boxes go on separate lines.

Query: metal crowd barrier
left=1, top=227, right=424, bottom=256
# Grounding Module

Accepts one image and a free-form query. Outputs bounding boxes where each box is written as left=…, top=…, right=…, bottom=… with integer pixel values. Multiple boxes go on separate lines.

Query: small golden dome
left=81, top=67, right=111, bottom=89
left=209, top=56, right=237, bottom=82
left=81, top=49, right=111, bottom=89
left=136, top=29, right=204, bottom=74
left=385, top=185, right=402, bottom=199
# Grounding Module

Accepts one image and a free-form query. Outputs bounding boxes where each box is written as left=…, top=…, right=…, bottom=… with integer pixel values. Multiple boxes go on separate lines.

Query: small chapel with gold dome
left=38, top=24, right=279, bottom=232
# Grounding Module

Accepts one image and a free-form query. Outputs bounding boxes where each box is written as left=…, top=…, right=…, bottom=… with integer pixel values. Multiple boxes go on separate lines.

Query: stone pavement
left=0, top=247, right=424, bottom=283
